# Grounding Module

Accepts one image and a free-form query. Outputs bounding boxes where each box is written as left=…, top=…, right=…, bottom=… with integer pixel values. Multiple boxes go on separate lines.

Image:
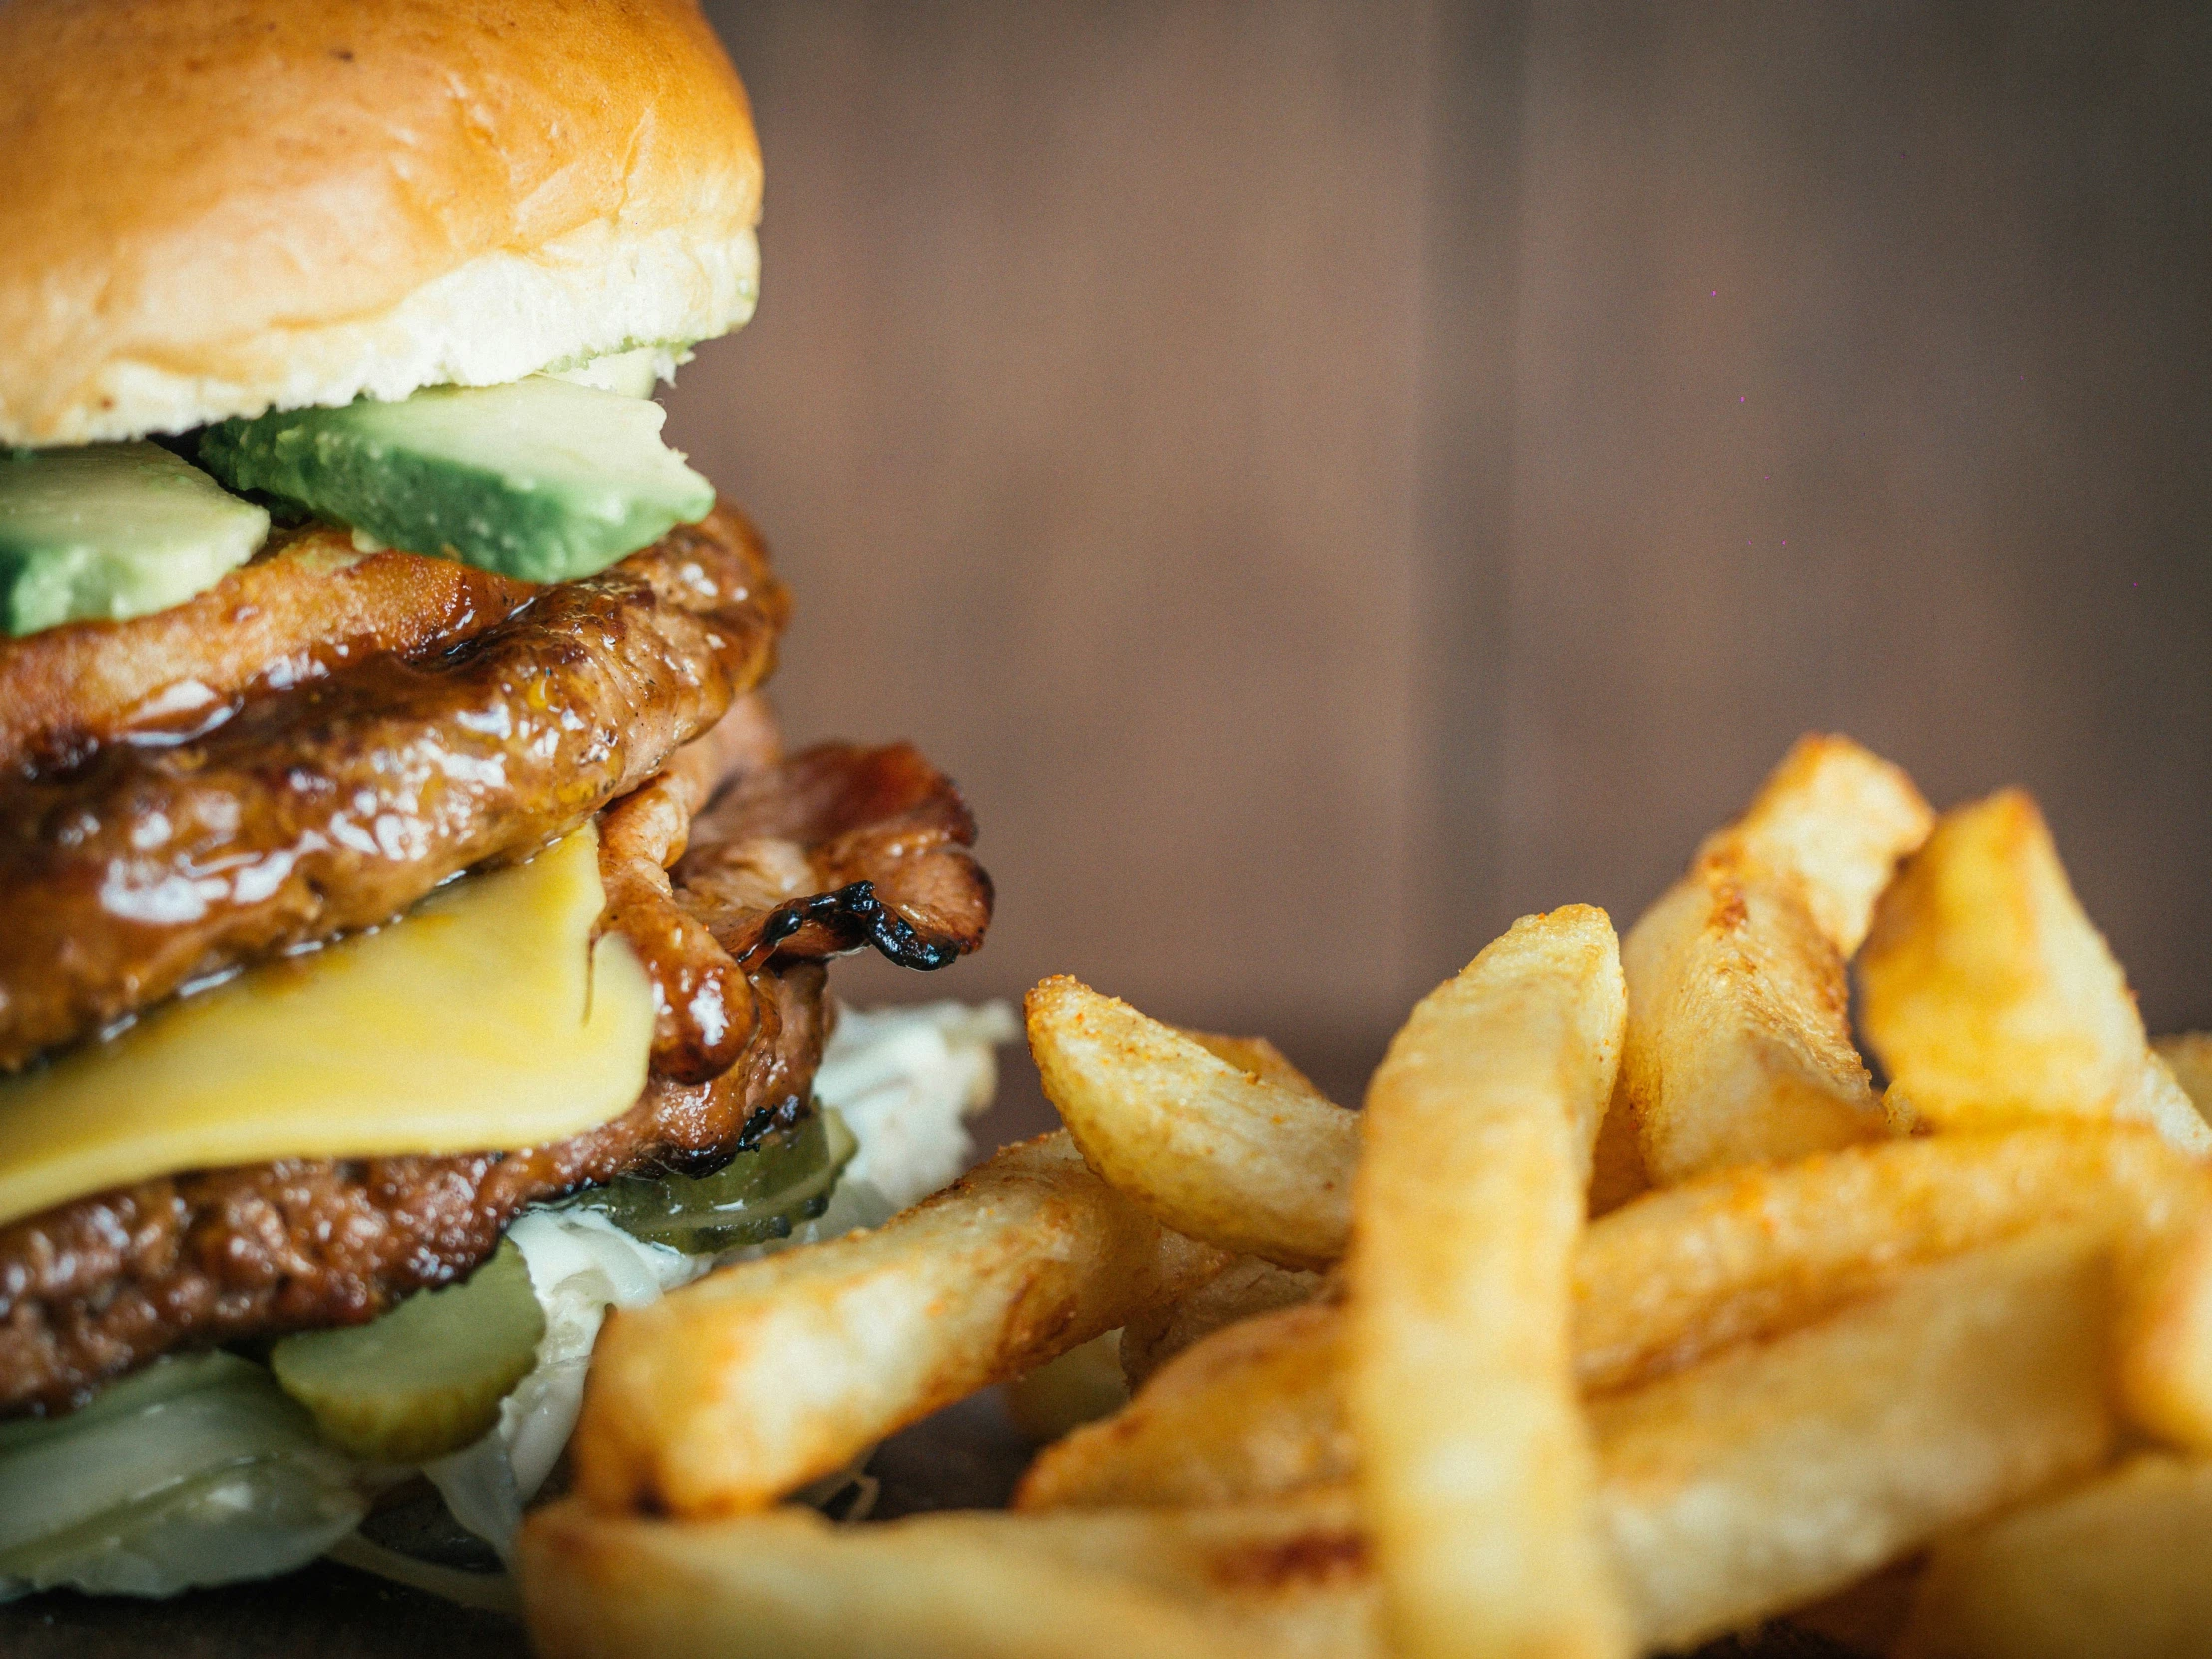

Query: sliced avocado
left=0, top=443, right=270, bottom=636
left=197, top=377, right=716, bottom=583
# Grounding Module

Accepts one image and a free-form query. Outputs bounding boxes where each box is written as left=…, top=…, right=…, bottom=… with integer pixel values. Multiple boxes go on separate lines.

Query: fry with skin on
left=1028, top=977, right=1358, bottom=1270
left=571, top=1132, right=1228, bottom=1517
left=1021, top=1123, right=2207, bottom=1513
left=521, top=1488, right=1382, bottom=1659
left=1621, top=735, right=1932, bottom=1183
left=1898, top=1455, right=2212, bottom=1659
left=1860, top=790, right=2212, bottom=1154
left=1349, top=904, right=1632, bottom=1659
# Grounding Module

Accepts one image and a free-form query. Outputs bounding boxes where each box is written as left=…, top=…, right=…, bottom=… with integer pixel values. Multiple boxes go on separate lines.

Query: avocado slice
left=197, top=377, right=716, bottom=584
left=0, top=443, right=271, bottom=637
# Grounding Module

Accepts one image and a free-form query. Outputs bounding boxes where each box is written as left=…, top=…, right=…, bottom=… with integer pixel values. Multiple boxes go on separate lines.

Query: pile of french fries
left=516, top=735, right=2212, bottom=1659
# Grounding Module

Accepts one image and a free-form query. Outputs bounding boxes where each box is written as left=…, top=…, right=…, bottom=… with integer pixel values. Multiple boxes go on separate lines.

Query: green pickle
left=557, top=1105, right=857, bottom=1254
left=270, top=1242, right=545, bottom=1465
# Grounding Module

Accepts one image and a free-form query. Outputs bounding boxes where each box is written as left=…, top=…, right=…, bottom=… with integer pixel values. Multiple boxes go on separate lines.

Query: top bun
left=0, top=0, right=763, bottom=446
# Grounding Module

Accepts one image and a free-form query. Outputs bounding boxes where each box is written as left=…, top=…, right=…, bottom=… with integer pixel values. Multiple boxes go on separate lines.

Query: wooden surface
left=677, top=0, right=2212, bottom=1098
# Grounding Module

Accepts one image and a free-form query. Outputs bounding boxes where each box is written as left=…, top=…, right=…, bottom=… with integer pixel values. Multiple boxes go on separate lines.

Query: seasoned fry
left=1575, top=1121, right=2208, bottom=1395
left=546, top=1234, right=2115, bottom=1659
left=1899, top=1455, right=2212, bottom=1659
left=1861, top=790, right=2212, bottom=1153
left=1027, top=977, right=1357, bottom=1270
left=1349, top=905, right=1631, bottom=1659
left=1602, top=1227, right=2115, bottom=1651
left=1118, top=1256, right=1327, bottom=1389
left=2154, top=1031, right=2212, bottom=1121
left=1622, top=857, right=1892, bottom=1182
left=1017, top=1301, right=1350, bottom=1511
left=571, top=1132, right=1228, bottom=1516
left=1175, top=1029, right=1321, bottom=1097
left=1692, top=732, right=1935, bottom=955
left=2117, top=1210, right=2212, bottom=1452
left=1024, top=1124, right=2204, bottom=1515
left=1620, top=734, right=1929, bottom=1182
left=520, top=1489, right=1382, bottom=1659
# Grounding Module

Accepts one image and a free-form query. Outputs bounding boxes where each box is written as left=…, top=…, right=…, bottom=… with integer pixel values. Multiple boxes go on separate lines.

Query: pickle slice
left=270, top=1242, right=545, bottom=1465
left=556, top=1105, right=857, bottom=1254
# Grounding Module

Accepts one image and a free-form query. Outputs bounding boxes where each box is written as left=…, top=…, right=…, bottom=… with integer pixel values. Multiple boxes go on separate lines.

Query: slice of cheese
left=0, top=826, right=652, bottom=1230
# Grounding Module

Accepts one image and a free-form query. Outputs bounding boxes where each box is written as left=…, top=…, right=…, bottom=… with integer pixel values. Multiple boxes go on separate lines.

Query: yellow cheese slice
left=0, top=826, right=652, bottom=1229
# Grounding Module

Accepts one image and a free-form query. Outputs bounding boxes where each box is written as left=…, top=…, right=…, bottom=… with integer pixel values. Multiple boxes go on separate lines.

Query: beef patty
left=0, top=964, right=828, bottom=1418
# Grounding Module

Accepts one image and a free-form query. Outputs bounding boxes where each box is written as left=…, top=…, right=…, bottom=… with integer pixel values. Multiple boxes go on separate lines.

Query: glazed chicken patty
left=0, top=739, right=994, bottom=1416
left=0, top=504, right=787, bottom=1070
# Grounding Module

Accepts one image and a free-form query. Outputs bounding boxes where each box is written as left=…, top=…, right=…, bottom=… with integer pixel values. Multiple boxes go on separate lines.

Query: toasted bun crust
left=0, top=0, right=763, bottom=446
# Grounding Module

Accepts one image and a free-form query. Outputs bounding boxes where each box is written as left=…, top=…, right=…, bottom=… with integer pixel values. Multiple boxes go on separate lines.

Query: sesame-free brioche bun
left=0, top=0, right=763, bottom=447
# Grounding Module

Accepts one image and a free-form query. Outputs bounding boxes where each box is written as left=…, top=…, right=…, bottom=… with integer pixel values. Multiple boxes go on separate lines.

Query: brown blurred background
left=670, top=1, right=2212, bottom=1136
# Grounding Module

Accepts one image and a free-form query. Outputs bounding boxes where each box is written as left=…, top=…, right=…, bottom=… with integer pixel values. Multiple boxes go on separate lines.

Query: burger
left=0, top=0, right=999, bottom=1599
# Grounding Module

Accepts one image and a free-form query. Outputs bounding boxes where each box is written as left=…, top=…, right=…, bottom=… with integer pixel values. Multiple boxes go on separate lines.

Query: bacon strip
left=0, top=504, right=788, bottom=1070
left=608, top=742, right=995, bottom=1082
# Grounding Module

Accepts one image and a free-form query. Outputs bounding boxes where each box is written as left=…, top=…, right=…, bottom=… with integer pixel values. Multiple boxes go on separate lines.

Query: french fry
left=520, top=1489, right=1382, bottom=1659
left=1349, top=905, right=1632, bottom=1659
left=1175, top=1028, right=1321, bottom=1097
left=1575, top=1120, right=2208, bottom=1395
left=2117, top=1210, right=2212, bottom=1452
left=535, top=1232, right=2117, bottom=1659
left=1027, top=977, right=1358, bottom=1269
left=2155, top=1031, right=2212, bottom=1121
left=571, top=1132, right=1229, bottom=1517
left=1693, top=732, right=1936, bottom=955
left=1118, top=1255, right=1327, bottom=1388
left=1860, top=790, right=2212, bottom=1154
left=1621, top=736, right=1930, bottom=1183
left=1020, top=1124, right=2205, bottom=1514
left=1898, top=1455, right=2212, bottom=1659
left=1598, top=1228, right=2116, bottom=1652
left=1622, top=857, right=1893, bottom=1182
left=1016, top=1301, right=1350, bottom=1511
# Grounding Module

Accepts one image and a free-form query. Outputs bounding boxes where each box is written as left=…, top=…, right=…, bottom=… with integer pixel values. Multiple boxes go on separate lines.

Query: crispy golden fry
left=1024, top=1233, right=2112, bottom=1653
left=519, top=1489, right=1382, bottom=1659
left=1017, top=1301, right=1351, bottom=1511
left=1692, top=732, right=1935, bottom=956
left=1585, top=1086, right=1650, bottom=1216
left=1621, top=735, right=1930, bottom=1183
left=571, top=1132, right=1228, bottom=1517
left=1023, top=1124, right=2203, bottom=1515
left=1349, top=905, right=1632, bottom=1659
left=1598, top=1229, right=2116, bottom=1653
left=1118, top=1256, right=1327, bottom=1389
left=1898, top=1455, right=2212, bottom=1659
left=1005, top=1331, right=1129, bottom=1446
left=1575, top=1121, right=2208, bottom=1395
left=2154, top=1031, right=2212, bottom=1122
left=1622, top=857, right=1891, bottom=1181
left=1861, top=790, right=2212, bottom=1154
left=1175, top=1029, right=1321, bottom=1097
left=2118, top=1211, right=2212, bottom=1452
left=1027, top=977, right=1358, bottom=1270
